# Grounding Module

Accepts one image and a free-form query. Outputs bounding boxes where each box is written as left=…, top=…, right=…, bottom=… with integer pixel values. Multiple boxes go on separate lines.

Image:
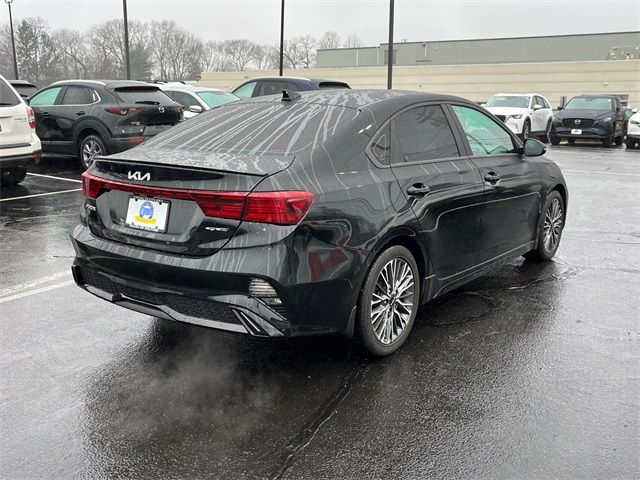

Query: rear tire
left=550, top=136, right=561, bottom=146
left=78, top=134, right=107, bottom=170
left=524, top=190, right=565, bottom=262
left=0, top=167, right=27, bottom=186
left=356, top=245, right=420, bottom=357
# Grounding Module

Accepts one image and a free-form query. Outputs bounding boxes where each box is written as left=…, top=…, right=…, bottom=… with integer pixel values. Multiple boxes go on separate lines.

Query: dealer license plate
left=125, top=196, right=170, bottom=233
left=571, top=129, right=582, bottom=135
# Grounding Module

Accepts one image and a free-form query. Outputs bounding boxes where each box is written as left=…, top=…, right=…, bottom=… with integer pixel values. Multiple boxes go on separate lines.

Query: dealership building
left=200, top=32, right=640, bottom=107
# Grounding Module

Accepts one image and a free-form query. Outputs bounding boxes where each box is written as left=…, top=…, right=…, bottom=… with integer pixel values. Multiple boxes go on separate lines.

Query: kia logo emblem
left=128, top=171, right=151, bottom=181
left=159, top=106, right=165, bottom=113
left=574, top=119, right=581, bottom=125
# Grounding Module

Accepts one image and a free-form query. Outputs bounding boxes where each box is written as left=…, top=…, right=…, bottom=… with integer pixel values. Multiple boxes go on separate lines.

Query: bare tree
left=298, top=35, right=317, bottom=68
left=251, top=43, right=275, bottom=71
left=202, top=40, right=228, bottom=72
left=343, top=34, right=363, bottom=48
left=223, top=39, right=255, bottom=71
left=318, top=31, right=341, bottom=50
left=53, top=29, right=90, bottom=79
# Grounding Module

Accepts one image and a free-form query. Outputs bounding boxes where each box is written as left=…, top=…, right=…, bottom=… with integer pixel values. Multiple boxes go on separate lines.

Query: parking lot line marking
left=563, top=169, right=640, bottom=177
left=27, top=172, right=82, bottom=183
left=0, top=188, right=82, bottom=203
left=0, top=271, right=71, bottom=298
left=0, top=280, right=74, bottom=304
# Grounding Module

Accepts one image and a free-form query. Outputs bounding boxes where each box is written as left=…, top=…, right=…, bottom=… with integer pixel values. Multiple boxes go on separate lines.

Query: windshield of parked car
left=196, top=91, right=240, bottom=108
left=486, top=95, right=530, bottom=108
left=0, top=80, right=21, bottom=106
left=564, top=97, right=613, bottom=110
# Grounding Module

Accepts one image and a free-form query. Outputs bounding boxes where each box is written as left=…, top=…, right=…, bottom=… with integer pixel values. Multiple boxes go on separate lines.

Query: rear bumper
left=70, top=223, right=365, bottom=337
left=0, top=152, right=41, bottom=168
left=106, top=136, right=149, bottom=155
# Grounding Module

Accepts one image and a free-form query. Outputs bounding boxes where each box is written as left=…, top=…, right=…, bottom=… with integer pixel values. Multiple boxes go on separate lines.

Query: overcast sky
left=2, top=0, right=639, bottom=45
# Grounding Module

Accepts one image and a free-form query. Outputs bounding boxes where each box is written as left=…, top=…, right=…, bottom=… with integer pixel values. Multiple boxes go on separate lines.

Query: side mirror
left=189, top=105, right=203, bottom=114
left=524, top=138, right=547, bottom=157
left=556, top=105, right=563, bottom=110
left=533, top=104, right=542, bottom=111
left=632, top=108, right=639, bottom=113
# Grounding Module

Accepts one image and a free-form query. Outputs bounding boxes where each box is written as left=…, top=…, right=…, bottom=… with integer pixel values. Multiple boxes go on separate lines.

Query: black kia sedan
left=232, top=76, right=350, bottom=99
left=549, top=94, right=626, bottom=147
left=70, top=90, right=567, bottom=356
left=29, top=80, right=183, bottom=169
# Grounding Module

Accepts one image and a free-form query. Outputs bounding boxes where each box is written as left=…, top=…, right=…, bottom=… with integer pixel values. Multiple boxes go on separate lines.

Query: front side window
left=452, top=105, right=516, bottom=156
left=564, top=97, right=613, bottom=110
left=29, top=87, right=63, bottom=107
left=196, top=91, right=240, bottom=108
left=257, top=80, right=286, bottom=97
left=233, top=81, right=257, bottom=99
left=393, top=105, right=459, bottom=163
left=61, top=86, right=96, bottom=105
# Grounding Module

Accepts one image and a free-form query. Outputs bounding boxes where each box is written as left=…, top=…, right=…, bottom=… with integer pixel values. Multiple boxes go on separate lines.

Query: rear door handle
left=484, top=172, right=501, bottom=183
left=407, top=184, right=431, bottom=196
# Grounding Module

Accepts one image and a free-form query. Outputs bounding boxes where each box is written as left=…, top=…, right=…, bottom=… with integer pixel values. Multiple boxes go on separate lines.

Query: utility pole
left=279, top=0, right=285, bottom=76
left=4, top=0, right=18, bottom=79
left=387, top=0, right=394, bottom=89
left=122, top=0, right=131, bottom=79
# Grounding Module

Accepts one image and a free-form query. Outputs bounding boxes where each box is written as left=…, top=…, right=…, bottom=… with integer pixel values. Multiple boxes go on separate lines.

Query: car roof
left=160, top=84, right=226, bottom=93
left=49, top=79, right=157, bottom=89
left=491, top=93, right=541, bottom=97
left=242, top=89, right=472, bottom=111
left=570, top=94, right=617, bottom=98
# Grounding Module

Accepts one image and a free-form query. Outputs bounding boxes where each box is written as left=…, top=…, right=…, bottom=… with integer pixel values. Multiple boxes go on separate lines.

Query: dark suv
left=28, top=80, right=183, bottom=168
left=549, top=95, right=625, bottom=147
left=232, top=76, right=350, bottom=99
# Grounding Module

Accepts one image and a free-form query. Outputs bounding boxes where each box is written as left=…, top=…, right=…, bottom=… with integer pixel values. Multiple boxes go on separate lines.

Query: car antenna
left=282, top=89, right=301, bottom=102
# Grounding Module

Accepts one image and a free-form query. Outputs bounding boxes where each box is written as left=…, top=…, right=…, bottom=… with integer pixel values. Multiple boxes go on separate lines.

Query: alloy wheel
left=370, top=257, right=415, bottom=345
left=523, top=121, right=530, bottom=139
left=543, top=198, right=563, bottom=252
left=82, top=139, right=102, bottom=167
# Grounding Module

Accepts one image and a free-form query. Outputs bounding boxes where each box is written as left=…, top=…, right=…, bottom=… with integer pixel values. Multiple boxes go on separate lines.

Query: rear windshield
left=12, top=84, right=39, bottom=99
left=145, top=100, right=355, bottom=156
left=114, top=87, right=174, bottom=105
left=317, top=82, right=350, bottom=90
left=196, top=91, right=240, bottom=108
left=564, top=97, right=613, bottom=110
left=0, top=80, right=20, bottom=107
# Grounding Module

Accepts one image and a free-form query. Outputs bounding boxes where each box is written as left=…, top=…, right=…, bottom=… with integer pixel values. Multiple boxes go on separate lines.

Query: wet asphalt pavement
left=1, top=144, right=638, bottom=479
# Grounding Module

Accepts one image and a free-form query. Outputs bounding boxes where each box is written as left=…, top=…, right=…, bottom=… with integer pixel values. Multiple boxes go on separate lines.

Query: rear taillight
left=81, top=172, right=313, bottom=226
left=105, top=106, right=142, bottom=116
left=27, top=107, right=36, bottom=129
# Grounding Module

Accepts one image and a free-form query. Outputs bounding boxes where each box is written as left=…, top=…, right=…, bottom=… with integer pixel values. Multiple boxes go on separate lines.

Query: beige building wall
left=199, top=60, right=640, bottom=107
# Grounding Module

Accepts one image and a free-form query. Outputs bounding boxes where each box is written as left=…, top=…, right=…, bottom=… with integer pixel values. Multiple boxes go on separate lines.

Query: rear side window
left=393, top=105, right=459, bottom=163
left=257, top=80, right=286, bottom=97
left=370, top=124, right=391, bottom=165
left=452, top=105, right=515, bottom=156
left=0, top=79, right=20, bottom=106
left=114, top=87, right=173, bottom=105
left=61, top=86, right=97, bottom=105
left=29, top=86, right=63, bottom=107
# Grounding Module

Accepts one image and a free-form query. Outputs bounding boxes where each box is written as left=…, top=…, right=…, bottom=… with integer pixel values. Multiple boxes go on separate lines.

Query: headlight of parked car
left=629, top=119, right=640, bottom=125
left=505, top=114, right=523, bottom=120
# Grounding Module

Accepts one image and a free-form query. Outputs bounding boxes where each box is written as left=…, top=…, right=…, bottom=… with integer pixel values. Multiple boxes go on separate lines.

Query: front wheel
left=521, top=119, right=531, bottom=140
left=78, top=134, right=107, bottom=170
left=356, top=246, right=420, bottom=357
left=540, top=119, right=552, bottom=143
left=524, top=190, right=565, bottom=262
left=615, top=135, right=623, bottom=146
left=550, top=136, right=561, bottom=146
left=0, top=167, right=27, bottom=186
left=626, top=138, right=638, bottom=149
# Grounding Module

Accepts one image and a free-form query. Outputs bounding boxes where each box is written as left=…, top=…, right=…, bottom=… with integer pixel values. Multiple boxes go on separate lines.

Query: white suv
left=485, top=93, right=554, bottom=141
left=626, top=108, right=640, bottom=149
left=0, top=75, right=41, bottom=185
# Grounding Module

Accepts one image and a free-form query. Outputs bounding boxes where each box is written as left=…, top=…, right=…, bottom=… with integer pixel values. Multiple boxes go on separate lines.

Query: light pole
left=122, top=0, right=131, bottom=79
left=387, top=0, right=394, bottom=89
left=278, top=0, right=284, bottom=76
left=4, top=0, right=18, bottom=80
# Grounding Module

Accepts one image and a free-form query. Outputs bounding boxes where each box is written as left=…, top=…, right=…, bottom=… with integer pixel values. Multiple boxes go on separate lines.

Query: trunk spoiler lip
left=93, top=157, right=268, bottom=178
left=95, top=147, right=295, bottom=177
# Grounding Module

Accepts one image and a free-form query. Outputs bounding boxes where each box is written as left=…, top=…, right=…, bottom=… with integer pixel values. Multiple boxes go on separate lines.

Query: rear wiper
left=134, top=100, right=160, bottom=105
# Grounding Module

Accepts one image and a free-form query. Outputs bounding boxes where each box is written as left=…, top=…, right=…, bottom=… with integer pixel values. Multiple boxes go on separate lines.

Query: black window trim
left=444, top=102, right=524, bottom=159
left=365, top=100, right=468, bottom=169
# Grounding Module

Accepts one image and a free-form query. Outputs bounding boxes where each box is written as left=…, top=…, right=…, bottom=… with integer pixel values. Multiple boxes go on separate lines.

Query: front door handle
left=484, top=172, right=501, bottom=183
left=407, top=184, right=431, bottom=196
left=76, top=111, right=86, bottom=116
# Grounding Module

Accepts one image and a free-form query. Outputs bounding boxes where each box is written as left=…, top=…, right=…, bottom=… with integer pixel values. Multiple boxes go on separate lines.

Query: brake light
left=81, top=172, right=313, bottom=225
left=105, top=106, right=142, bottom=116
left=27, top=106, right=36, bottom=129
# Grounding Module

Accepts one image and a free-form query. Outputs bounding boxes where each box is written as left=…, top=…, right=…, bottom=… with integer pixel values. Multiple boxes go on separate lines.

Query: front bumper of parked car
left=550, top=120, right=614, bottom=139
